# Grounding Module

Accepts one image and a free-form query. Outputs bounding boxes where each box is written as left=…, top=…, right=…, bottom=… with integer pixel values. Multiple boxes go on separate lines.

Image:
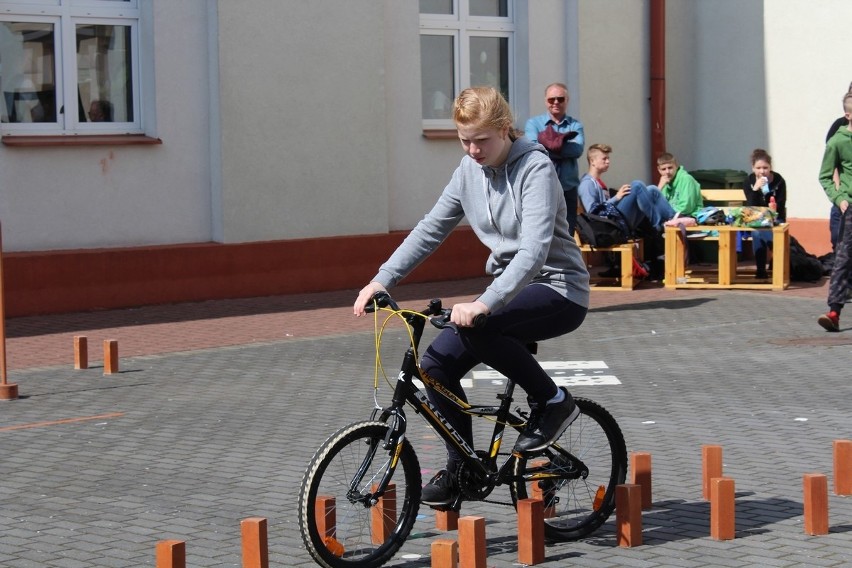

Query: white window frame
left=420, top=0, right=515, bottom=130
left=0, top=0, right=142, bottom=136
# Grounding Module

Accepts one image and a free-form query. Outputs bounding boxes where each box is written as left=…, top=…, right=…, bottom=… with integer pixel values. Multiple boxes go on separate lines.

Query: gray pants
left=827, top=206, right=852, bottom=312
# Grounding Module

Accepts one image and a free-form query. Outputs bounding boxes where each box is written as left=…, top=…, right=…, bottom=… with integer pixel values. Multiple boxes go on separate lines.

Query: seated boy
left=578, top=144, right=676, bottom=232
left=656, top=152, right=704, bottom=219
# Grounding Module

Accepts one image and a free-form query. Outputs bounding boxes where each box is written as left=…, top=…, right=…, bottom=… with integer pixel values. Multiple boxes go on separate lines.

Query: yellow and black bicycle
left=298, top=291, right=626, bottom=568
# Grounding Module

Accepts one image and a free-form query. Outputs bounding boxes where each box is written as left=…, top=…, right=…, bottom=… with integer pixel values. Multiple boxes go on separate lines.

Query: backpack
left=789, top=236, right=825, bottom=282
left=576, top=212, right=629, bottom=247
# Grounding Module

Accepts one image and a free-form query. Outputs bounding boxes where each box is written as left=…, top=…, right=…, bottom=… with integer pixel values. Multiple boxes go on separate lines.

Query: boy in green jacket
left=656, top=153, right=704, bottom=218
left=818, top=93, right=852, bottom=331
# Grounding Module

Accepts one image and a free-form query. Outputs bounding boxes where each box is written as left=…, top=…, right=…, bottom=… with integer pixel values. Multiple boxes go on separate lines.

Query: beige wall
left=0, top=1, right=212, bottom=252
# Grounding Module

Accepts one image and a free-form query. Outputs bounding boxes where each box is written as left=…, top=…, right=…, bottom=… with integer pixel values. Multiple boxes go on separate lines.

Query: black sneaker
left=514, top=388, right=580, bottom=454
left=421, top=469, right=459, bottom=505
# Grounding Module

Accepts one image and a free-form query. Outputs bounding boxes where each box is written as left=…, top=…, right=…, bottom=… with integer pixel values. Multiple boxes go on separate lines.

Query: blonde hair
left=587, top=143, right=612, bottom=165
left=657, top=152, right=677, bottom=166
left=545, top=82, right=569, bottom=96
left=453, top=86, right=514, bottom=132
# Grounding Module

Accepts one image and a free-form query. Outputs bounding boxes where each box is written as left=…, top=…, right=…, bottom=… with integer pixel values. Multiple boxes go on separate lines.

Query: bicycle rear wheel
left=299, top=421, right=422, bottom=568
left=510, top=397, right=627, bottom=541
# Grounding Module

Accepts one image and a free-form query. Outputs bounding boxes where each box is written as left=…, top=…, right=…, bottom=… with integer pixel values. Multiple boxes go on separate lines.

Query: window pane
left=469, top=0, right=507, bottom=17
left=77, top=24, right=133, bottom=122
left=0, top=22, right=57, bottom=123
left=469, top=36, right=507, bottom=100
left=421, top=35, right=454, bottom=119
left=419, top=0, right=453, bottom=15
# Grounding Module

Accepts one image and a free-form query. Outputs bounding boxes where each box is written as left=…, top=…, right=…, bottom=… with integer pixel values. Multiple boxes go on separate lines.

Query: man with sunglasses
left=525, top=83, right=585, bottom=235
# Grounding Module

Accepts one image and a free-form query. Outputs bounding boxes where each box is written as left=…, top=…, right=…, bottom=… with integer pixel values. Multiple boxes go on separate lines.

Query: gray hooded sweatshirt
left=373, top=136, right=590, bottom=311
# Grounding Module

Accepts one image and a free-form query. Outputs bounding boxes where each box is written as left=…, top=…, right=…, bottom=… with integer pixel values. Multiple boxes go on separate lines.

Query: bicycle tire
left=299, top=421, right=422, bottom=568
left=510, top=397, right=627, bottom=541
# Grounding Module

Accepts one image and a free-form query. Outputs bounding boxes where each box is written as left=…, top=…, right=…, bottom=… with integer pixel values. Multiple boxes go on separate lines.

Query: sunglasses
left=547, top=96, right=566, bottom=104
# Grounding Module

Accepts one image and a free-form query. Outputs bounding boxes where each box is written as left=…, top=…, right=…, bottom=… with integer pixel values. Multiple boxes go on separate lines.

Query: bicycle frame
left=363, top=299, right=579, bottom=506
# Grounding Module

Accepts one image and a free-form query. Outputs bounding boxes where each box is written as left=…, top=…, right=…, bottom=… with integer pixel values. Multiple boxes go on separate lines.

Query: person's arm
left=774, top=173, right=787, bottom=221
left=524, top=116, right=541, bottom=143
left=476, top=156, right=558, bottom=311
left=547, top=120, right=585, bottom=160
left=577, top=175, right=602, bottom=213
left=820, top=141, right=845, bottom=209
left=742, top=175, right=762, bottom=207
left=667, top=168, right=703, bottom=216
left=371, top=167, right=466, bottom=291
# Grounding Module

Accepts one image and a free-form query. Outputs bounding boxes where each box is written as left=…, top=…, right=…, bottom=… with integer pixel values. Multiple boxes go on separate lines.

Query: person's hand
left=353, top=282, right=387, bottom=316
left=841, top=200, right=849, bottom=214
left=658, top=173, right=672, bottom=187
left=614, top=184, right=631, bottom=201
left=451, top=301, right=489, bottom=327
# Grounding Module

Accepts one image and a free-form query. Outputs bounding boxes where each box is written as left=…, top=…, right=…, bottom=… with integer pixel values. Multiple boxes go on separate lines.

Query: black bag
left=576, top=213, right=629, bottom=247
left=789, top=236, right=825, bottom=282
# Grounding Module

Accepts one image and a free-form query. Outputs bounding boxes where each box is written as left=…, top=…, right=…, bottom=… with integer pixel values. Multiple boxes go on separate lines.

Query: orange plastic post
left=315, top=496, right=336, bottom=539
left=431, top=538, right=458, bottom=568
left=834, top=440, right=852, bottom=495
left=74, top=336, right=89, bottom=369
left=517, top=498, right=544, bottom=565
left=710, top=477, right=735, bottom=540
left=155, top=540, right=186, bottom=568
left=702, top=445, right=723, bottom=500
left=531, top=481, right=556, bottom=518
left=458, top=516, right=486, bottom=568
left=436, top=509, right=459, bottom=531
left=615, top=484, right=642, bottom=547
left=803, top=473, right=829, bottom=535
left=0, top=221, right=18, bottom=400
left=371, top=483, right=396, bottom=545
left=630, top=452, right=653, bottom=510
left=103, top=339, right=119, bottom=375
left=241, top=517, right=269, bottom=568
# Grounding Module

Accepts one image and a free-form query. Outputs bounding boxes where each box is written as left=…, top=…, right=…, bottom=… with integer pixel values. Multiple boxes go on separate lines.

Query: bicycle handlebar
left=366, top=292, right=486, bottom=331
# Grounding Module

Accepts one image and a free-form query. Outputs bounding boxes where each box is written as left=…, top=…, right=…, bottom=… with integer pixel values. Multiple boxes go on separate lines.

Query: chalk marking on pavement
left=0, top=412, right=124, bottom=432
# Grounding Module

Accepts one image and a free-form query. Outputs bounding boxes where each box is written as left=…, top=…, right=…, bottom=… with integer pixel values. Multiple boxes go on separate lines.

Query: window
left=0, top=0, right=141, bottom=136
left=419, top=0, right=514, bottom=128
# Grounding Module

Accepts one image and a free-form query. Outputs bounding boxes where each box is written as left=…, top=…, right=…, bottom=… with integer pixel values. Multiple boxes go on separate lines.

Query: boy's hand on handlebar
left=451, top=301, right=489, bottom=327
left=354, top=282, right=387, bottom=316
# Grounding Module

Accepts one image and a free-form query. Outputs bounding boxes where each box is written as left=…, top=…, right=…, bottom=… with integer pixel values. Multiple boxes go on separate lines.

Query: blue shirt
left=524, top=113, right=585, bottom=191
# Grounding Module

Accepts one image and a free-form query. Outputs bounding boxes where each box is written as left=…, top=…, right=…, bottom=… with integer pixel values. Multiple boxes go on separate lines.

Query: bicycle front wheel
left=299, top=421, right=422, bottom=568
left=510, top=397, right=627, bottom=541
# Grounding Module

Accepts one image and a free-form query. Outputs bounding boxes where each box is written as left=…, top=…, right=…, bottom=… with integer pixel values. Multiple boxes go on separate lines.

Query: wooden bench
left=574, top=207, right=644, bottom=290
left=663, top=188, right=790, bottom=290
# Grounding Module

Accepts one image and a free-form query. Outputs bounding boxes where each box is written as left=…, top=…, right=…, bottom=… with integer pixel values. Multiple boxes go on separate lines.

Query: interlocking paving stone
left=0, top=280, right=850, bottom=566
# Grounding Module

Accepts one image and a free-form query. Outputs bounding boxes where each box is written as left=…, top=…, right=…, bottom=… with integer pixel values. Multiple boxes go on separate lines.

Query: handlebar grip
left=472, top=313, right=487, bottom=328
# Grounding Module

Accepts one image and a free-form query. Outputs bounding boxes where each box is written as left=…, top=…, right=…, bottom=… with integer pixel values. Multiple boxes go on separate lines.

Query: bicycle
left=298, top=292, right=627, bottom=568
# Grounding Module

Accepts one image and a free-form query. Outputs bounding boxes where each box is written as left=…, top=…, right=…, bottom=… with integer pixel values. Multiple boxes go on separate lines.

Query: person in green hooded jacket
left=818, top=93, right=852, bottom=332
left=656, top=152, right=704, bottom=218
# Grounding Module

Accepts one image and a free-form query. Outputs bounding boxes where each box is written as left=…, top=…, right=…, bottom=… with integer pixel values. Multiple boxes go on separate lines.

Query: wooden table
left=664, top=223, right=789, bottom=290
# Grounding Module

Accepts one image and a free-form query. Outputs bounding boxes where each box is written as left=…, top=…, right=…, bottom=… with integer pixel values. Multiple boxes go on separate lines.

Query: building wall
left=0, top=1, right=213, bottom=252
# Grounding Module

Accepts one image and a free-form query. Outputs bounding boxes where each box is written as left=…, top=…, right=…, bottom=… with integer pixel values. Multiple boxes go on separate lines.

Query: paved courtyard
left=1, top=278, right=850, bottom=567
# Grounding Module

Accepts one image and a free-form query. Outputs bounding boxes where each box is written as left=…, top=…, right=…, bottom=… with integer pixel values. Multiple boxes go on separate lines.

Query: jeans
left=564, top=187, right=578, bottom=236
left=751, top=230, right=773, bottom=274
left=420, top=283, right=587, bottom=464
left=615, top=181, right=676, bottom=231
left=830, top=205, right=842, bottom=251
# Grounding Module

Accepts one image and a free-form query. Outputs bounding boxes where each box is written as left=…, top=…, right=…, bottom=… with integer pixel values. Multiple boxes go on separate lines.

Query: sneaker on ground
left=513, top=388, right=580, bottom=454
left=420, top=469, right=459, bottom=506
left=818, top=311, right=840, bottom=332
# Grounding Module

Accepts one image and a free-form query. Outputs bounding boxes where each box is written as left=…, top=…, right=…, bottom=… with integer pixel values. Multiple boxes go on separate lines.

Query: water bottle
left=769, top=196, right=777, bottom=213
left=760, top=177, right=770, bottom=195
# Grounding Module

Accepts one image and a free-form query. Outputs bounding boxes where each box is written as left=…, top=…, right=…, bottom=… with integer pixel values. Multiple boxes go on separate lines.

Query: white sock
left=546, top=388, right=565, bottom=406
